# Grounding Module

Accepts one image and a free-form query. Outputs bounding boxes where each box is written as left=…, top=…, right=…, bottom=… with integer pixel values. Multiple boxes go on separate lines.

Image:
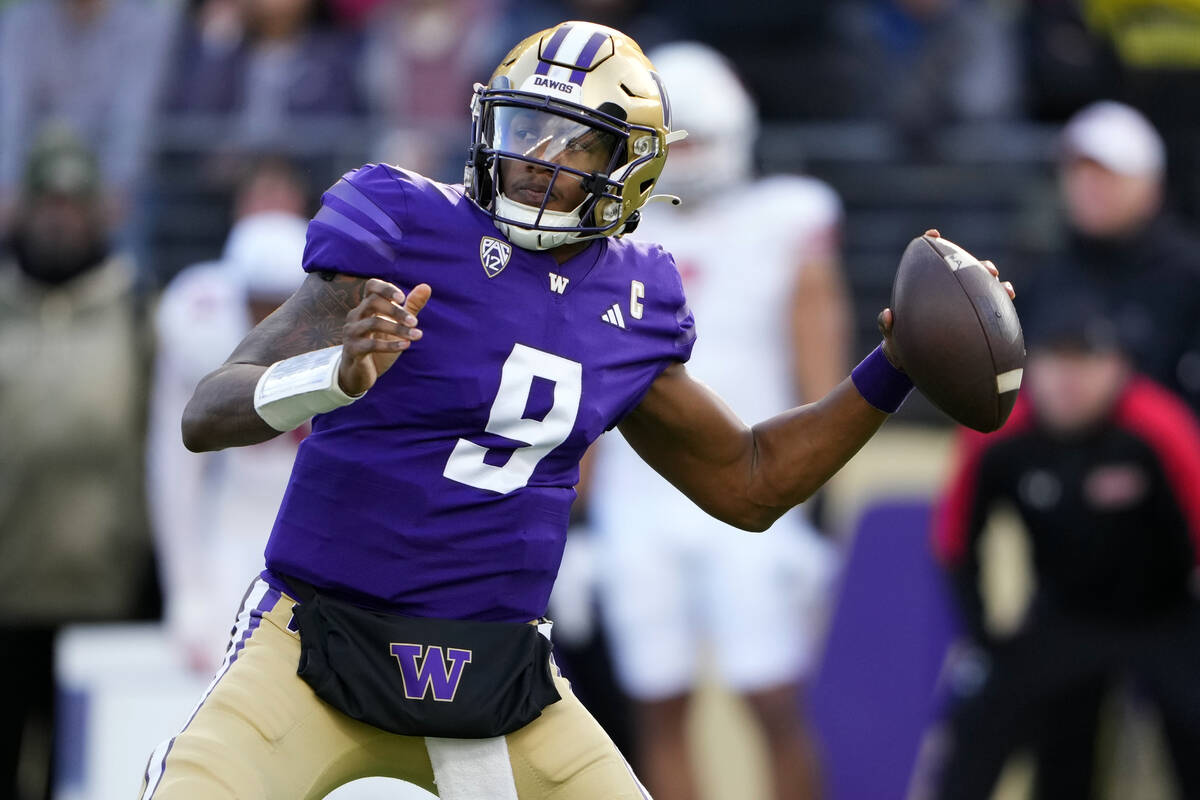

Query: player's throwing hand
left=339, top=280, right=431, bottom=397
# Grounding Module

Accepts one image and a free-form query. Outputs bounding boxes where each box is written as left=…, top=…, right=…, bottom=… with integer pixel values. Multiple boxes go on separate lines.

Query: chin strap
left=494, top=193, right=587, bottom=251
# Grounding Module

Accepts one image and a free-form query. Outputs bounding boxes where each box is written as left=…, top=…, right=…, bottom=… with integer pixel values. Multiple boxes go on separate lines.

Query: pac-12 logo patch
left=480, top=236, right=512, bottom=278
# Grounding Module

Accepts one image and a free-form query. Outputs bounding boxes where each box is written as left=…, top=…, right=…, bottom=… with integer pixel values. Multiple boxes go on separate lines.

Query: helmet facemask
left=466, top=85, right=663, bottom=250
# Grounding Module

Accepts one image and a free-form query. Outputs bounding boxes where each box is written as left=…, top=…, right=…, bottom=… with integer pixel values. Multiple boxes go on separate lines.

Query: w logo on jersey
left=390, top=643, right=473, bottom=702
left=480, top=236, right=512, bottom=278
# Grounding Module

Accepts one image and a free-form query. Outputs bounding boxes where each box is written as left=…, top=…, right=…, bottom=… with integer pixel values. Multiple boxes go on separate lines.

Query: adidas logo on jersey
left=549, top=273, right=570, bottom=294
left=601, top=303, right=626, bottom=329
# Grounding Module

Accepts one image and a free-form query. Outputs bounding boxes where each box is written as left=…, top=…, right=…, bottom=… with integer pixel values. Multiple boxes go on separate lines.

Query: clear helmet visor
left=489, top=106, right=622, bottom=213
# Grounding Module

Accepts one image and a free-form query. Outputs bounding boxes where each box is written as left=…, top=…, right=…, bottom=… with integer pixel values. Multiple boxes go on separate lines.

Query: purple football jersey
left=264, top=164, right=695, bottom=622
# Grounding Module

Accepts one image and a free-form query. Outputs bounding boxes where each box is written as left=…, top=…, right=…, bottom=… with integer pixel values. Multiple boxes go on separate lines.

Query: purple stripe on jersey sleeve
left=535, top=25, right=571, bottom=75
left=327, top=178, right=405, bottom=243
left=312, top=205, right=397, bottom=263
left=569, top=31, right=607, bottom=84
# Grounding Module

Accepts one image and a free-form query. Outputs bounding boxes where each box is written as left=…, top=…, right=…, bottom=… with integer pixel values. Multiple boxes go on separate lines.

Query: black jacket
left=935, top=378, right=1200, bottom=644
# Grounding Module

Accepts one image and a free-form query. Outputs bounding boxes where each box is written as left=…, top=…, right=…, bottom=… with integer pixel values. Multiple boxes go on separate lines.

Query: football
left=890, top=234, right=1025, bottom=432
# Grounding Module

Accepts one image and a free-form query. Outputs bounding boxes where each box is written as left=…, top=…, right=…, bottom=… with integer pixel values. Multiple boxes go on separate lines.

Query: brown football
left=890, top=234, right=1025, bottom=432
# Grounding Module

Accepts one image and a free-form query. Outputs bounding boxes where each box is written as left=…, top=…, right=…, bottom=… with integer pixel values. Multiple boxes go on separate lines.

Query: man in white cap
left=147, top=159, right=311, bottom=671
left=1022, top=100, right=1200, bottom=415
left=1060, top=101, right=1166, bottom=239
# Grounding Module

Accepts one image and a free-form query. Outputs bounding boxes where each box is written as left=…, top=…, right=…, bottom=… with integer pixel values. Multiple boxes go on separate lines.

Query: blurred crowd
left=2, top=0, right=1200, bottom=243
left=2, top=1, right=1200, bottom=799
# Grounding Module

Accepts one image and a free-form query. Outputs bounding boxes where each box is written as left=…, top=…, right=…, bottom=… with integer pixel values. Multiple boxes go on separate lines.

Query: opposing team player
left=141, top=21, right=1013, bottom=800
left=148, top=194, right=308, bottom=671
left=590, top=42, right=848, bottom=800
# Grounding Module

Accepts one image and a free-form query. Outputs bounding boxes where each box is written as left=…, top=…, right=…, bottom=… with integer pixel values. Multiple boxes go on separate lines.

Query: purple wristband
left=851, top=345, right=914, bottom=413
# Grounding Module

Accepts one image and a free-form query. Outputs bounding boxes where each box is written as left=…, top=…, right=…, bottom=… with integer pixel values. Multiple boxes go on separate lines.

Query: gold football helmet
left=465, top=21, right=685, bottom=250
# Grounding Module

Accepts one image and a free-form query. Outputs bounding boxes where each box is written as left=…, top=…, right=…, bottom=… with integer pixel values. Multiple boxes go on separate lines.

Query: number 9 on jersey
left=442, top=344, right=583, bottom=494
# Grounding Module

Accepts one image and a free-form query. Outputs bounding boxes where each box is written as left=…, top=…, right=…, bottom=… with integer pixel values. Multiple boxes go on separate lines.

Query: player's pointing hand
left=339, top=279, right=432, bottom=397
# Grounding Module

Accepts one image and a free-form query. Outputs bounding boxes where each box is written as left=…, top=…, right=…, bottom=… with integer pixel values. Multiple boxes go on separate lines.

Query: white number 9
left=442, top=344, right=582, bottom=494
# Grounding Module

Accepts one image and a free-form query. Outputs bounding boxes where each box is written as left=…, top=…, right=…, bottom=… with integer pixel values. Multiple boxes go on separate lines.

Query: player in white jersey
left=148, top=207, right=308, bottom=671
left=590, top=43, right=851, bottom=800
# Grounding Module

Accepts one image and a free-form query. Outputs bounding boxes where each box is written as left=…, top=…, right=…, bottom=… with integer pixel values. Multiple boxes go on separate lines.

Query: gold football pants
left=139, top=579, right=650, bottom=799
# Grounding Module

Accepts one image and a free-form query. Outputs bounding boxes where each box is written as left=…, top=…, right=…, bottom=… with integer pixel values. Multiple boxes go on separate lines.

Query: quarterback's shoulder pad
left=612, top=238, right=696, bottom=358
left=612, top=238, right=683, bottom=300
left=382, top=165, right=466, bottom=211
left=304, top=163, right=448, bottom=281
left=618, top=237, right=676, bottom=267
left=303, top=164, right=469, bottom=281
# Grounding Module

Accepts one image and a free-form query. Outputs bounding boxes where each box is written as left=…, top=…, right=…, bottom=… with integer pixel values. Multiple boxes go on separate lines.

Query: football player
left=148, top=182, right=309, bottom=672
left=590, top=42, right=847, bottom=800
left=140, top=21, right=1013, bottom=800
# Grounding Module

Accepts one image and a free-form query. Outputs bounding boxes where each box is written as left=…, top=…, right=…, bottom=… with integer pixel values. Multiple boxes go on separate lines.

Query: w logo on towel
left=390, top=643, right=473, bottom=702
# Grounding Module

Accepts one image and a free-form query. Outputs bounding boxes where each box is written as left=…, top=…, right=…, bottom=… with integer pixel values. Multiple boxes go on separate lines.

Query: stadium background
left=2, top=0, right=1199, bottom=798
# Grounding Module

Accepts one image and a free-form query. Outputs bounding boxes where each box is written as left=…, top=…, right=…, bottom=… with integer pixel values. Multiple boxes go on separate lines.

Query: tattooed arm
left=181, top=272, right=431, bottom=452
